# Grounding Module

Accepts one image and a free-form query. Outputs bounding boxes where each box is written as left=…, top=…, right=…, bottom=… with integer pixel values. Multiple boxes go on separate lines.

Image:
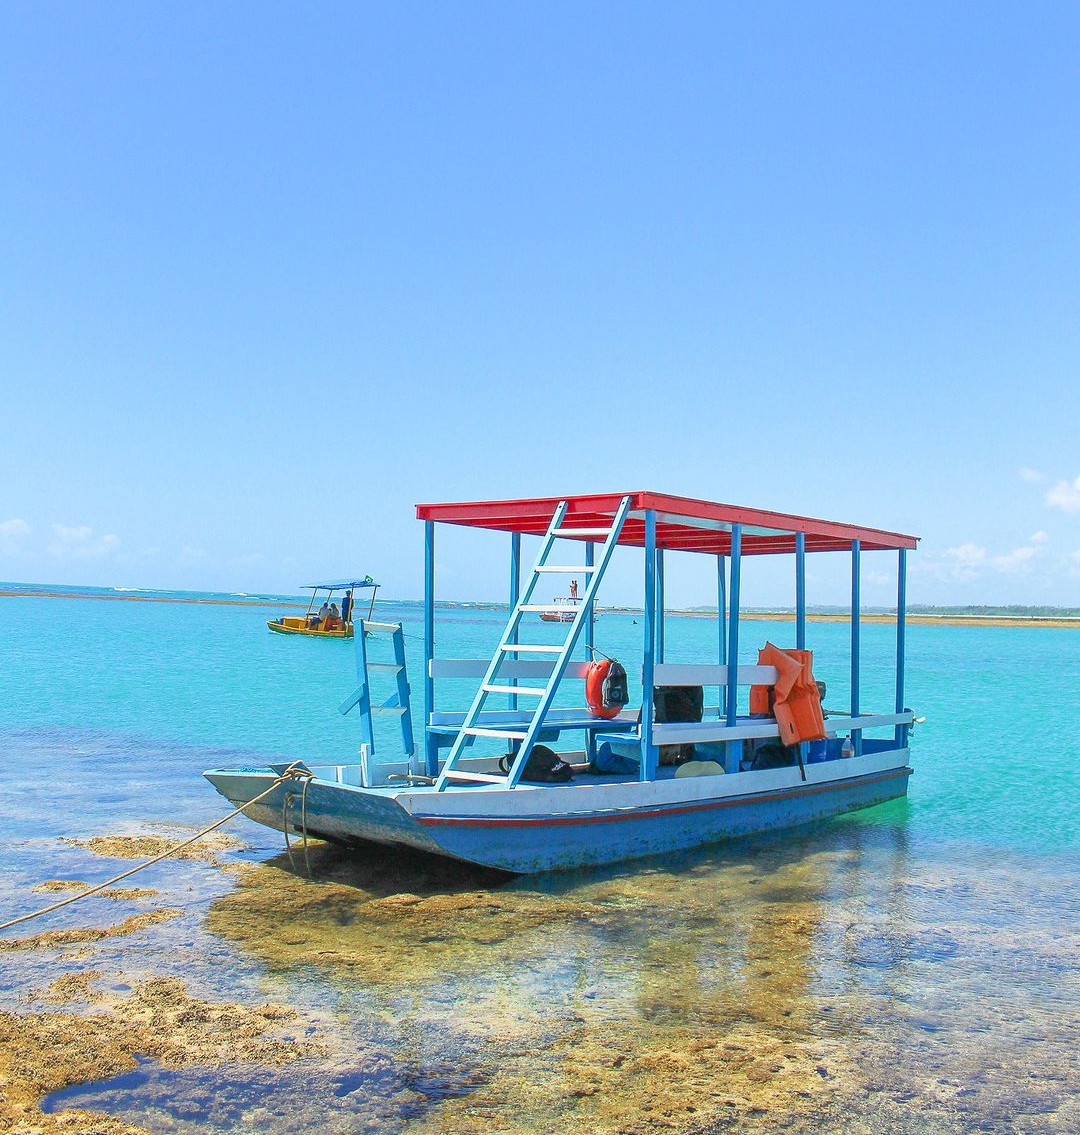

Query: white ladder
left=434, top=496, right=632, bottom=790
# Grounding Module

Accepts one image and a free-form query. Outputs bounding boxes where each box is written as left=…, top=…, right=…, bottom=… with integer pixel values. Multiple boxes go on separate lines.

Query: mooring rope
left=0, top=762, right=315, bottom=934
left=281, top=772, right=314, bottom=878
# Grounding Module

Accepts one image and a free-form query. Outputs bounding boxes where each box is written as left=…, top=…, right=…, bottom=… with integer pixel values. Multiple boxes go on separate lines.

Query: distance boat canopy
left=416, top=491, right=918, bottom=555
left=306, top=578, right=378, bottom=590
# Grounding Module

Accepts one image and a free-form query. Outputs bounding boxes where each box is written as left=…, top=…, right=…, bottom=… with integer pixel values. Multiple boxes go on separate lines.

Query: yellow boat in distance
left=267, top=577, right=378, bottom=639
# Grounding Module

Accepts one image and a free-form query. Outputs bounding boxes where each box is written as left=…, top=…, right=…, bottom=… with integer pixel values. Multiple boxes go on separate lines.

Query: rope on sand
left=0, top=762, right=314, bottom=934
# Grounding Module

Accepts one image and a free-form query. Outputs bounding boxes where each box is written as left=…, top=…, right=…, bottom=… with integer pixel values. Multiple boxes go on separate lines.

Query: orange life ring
left=585, top=660, right=621, bottom=719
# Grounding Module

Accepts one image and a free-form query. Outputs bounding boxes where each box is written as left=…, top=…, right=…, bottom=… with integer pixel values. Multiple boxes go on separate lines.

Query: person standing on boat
left=570, top=579, right=579, bottom=600
left=342, top=588, right=353, bottom=624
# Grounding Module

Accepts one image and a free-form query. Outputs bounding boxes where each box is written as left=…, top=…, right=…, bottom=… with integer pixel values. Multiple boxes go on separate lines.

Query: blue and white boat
left=205, top=492, right=919, bottom=874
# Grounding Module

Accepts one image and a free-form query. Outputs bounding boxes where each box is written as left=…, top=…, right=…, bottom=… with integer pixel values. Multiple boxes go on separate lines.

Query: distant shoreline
left=0, top=588, right=303, bottom=609
left=2, top=587, right=1078, bottom=627
left=670, top=610, right=1080, bottom=629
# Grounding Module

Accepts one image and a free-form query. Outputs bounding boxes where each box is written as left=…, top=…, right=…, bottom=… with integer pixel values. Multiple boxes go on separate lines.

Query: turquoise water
left=4, top=589, right=1077, bottom=854
left=2, top=589, right=1078, bottom=1134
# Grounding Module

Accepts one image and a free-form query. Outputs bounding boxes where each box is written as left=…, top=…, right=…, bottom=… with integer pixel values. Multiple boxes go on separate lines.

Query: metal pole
left=851, top=538, right=861, bottom=758
left=423, top=520, right=437, bottom=776
left=718, top=554, right=727, bottom=715
left=641, top=510, right=658, bottom=782
left=584, top=541, right=595, bottom=657
left=795, top=531, right=806, bottom=651
left=725, top=524, right=742, bottom=773
left=509, top=532, right=521, bottom=713
left=895, top=547, right=907, bottom=749
left=656, top=548, right=665, bottom=663
left=584, top=540, right=597, bottom=766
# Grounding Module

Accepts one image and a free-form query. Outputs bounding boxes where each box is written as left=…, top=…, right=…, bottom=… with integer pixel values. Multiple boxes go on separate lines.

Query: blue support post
left=795, top=531, right=806, bottom=651
left=423, top=520, right=437, bottom=776
left=656, top=548, right=665, bottom=663
left=641, top=511, right=659, bottom=781
left=895, top=548, right=908, bottom=749
left=353, top=618, right=375, bottom=756
left=508, top=532, right=521, bottom=713
left=584, top=541, right=595, bottom=657
left=725, top=525, right=742, bottom=773
left=795, top=531, right=808, bottom=775
left=717, top=554, right=727, bottom=716
left=851, top=538, right=862, bottom=758
left=584, top=540, right=597, bottom=765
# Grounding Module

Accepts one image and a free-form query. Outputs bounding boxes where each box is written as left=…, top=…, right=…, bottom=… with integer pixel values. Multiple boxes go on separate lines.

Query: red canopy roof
left=416, top=492, right=918, bottom=556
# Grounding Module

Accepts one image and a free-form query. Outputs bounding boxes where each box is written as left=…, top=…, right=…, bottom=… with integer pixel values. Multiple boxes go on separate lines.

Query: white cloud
left=1030, top=530, right=1048, bottom=544
left=992, top=543, right=1041, bottom=573
left=0, top=518, right=31, bottom=538
left=0, top=517, right=33, bottom=557
left=945, top=543, right=986, bottom=567
left=945, top=543, right=986, bottom=566
left=230, top=552, right=265, bottom=571
left=48, top=523, right=121, bottom=560
left=180, top=546, right=210, bottom=564
left=1047, top=475, right=1080, bottom=514
left=1019, top=467, right=1045, bottom=483
left=51, top=523, right=93, bottom=544
left=912, top=543, right=987, bottom=583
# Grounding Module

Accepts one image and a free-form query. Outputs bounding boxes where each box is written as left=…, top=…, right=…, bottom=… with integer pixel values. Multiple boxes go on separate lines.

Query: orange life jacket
left=750, top=642, right=827, bottom=745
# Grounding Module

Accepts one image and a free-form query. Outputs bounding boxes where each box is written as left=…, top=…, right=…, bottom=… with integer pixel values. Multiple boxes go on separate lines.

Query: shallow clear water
left=2, top=590, right=1078, bottom=1134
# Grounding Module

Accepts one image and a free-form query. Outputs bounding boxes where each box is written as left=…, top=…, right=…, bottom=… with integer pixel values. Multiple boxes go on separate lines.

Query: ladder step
left=535, top=565, right=598, bottom=574
left=367, top=663, right=404, bottom=673
left=483, top=684, right=545, bottom=696
left=499, top=643, right=563, bottom=653
left=518, top=604, right=581, bottom=613
left=552, top=527, right=613, bottom=538
left=443, top=771, right=508, bottom=784
left=371, top=706, right=407, bottom=716
left=462, top=727, right=528, bottom=740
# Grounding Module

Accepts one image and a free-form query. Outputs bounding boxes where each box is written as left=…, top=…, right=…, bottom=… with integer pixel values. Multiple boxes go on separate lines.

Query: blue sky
left=2, top=2, right=1078, bottom=607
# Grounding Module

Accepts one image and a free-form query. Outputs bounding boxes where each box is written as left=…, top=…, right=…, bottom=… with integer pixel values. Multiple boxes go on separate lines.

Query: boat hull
left=205, top=752, right=911, bottom=874
left=267, top=618, right=353, bottom=638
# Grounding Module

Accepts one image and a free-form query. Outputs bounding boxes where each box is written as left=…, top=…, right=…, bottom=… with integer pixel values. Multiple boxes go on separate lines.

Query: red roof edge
left=415, top=491, right=918, bottom=554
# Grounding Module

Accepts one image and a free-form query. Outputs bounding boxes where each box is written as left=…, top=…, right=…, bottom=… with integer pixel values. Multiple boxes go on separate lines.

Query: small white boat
left=539, top=580, right=602, bottom=622
left=539, top=595, right=582, bottom=622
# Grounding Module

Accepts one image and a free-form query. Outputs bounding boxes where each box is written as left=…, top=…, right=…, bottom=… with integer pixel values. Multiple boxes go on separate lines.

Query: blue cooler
left=806, top=739, right=829, bottom=763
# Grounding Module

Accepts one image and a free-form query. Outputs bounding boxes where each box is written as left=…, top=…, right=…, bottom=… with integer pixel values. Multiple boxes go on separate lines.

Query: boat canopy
left=416, top=492, right=918, bottom=555
left=306, top=578, right=378, bottom=590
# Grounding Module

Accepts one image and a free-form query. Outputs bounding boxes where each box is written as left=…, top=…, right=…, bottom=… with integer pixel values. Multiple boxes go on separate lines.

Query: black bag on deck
left=653, top=685, right=704, bottom=724
left=499, top=744, right=573, bottom=783
left=750, top=741, right=798, bottom=770
left=653, top=685, right=704, bottom=766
